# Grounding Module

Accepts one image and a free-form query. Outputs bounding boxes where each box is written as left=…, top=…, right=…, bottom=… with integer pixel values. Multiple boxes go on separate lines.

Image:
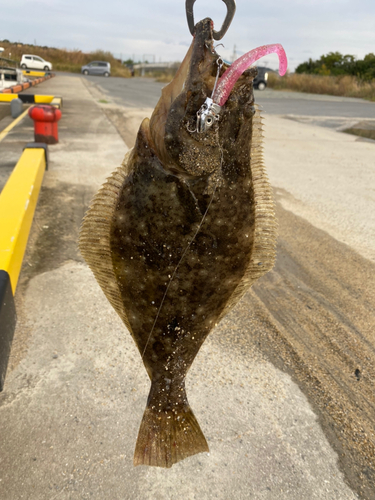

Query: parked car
left=81, top=61, right=111, bottom=77
left=253, top=66, right=275, bottom=90
left=20, top=54, right=52, bottom=71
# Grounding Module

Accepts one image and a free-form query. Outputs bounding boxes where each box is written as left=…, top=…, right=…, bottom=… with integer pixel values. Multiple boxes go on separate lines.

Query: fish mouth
left=149, top=17, right=219, bottom=160
left=149, top=18, right=287, bottom=172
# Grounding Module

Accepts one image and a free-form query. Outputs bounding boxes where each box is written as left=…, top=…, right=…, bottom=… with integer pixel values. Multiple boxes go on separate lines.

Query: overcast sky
left=2, top=0, right=375, bottom=71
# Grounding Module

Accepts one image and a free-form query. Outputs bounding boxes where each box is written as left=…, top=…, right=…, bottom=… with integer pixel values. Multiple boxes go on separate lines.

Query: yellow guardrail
left=0, top=147, right=47, bottom=293
left=0, top=94, right=55, bottom=103
left=0, top=94, right=23, bottom=102
left=22, top=70, right=48, bottom=77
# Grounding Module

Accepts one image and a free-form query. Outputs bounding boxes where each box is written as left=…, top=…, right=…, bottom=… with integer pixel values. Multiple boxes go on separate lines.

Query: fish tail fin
left=133, top=399, right=209, bottom=468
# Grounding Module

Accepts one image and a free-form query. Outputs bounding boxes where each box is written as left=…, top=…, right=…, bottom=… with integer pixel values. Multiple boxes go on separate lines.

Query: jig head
left=196, top=56, right=223, bottom=133
left=197, top=97, right=222, bottom=133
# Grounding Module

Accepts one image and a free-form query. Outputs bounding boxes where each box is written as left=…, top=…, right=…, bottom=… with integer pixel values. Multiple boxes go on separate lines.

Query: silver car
left=81, top=61, right=111, bottom=77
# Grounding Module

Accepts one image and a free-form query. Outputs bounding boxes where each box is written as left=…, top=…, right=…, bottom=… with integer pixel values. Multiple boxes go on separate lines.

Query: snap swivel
left=185, top=0, right=236, bottom=41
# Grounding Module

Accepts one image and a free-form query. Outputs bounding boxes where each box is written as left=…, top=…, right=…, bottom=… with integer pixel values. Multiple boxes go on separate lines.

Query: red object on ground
left=28, top=104, right=62, bottom=144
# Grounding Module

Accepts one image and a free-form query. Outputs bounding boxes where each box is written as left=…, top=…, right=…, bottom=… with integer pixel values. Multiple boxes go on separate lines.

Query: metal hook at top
left=186, top=0, right=236, bottom=41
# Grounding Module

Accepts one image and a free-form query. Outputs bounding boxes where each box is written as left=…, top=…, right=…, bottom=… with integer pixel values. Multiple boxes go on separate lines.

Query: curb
left=0, top=145, right=48, bottom=292
left=0, top=144, right=48, bottom=391
left=0, top=73, right=55, bottom=94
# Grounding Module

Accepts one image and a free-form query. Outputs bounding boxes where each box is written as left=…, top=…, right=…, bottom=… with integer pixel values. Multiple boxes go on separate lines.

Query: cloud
left=1, top=0, right=375, bottom=71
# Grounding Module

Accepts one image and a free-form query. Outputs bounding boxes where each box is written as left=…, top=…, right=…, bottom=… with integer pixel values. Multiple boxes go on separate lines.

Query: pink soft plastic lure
left=213, top=43, right=288, bottom=107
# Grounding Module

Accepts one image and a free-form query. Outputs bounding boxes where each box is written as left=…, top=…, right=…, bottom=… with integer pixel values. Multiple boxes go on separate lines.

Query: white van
left=20, top=55, right=52, bottom=71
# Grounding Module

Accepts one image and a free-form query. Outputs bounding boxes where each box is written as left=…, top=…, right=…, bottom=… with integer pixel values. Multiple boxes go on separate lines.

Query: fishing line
left=140, top=138, right=224, bottom=361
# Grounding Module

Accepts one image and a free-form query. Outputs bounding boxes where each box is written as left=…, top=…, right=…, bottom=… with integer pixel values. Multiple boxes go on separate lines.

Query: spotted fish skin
left=79, top=18, right=276, bottom=468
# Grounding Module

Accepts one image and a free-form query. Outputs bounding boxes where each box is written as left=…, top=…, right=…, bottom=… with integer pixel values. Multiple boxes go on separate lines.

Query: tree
left=296, top=52, right=375, bottom=80
left=356, top=53, right=375, bottom=80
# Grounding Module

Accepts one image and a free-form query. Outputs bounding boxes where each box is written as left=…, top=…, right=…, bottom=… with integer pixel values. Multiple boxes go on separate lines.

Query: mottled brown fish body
left=79, top=19, right=276, bottom=468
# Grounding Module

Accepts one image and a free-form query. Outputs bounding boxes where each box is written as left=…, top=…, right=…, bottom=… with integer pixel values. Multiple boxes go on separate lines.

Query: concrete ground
left=0, top=105, right=32, bottom=193
left=263, top=115, right=375, bottom=263
left=0, top=75, right=368, bottom=499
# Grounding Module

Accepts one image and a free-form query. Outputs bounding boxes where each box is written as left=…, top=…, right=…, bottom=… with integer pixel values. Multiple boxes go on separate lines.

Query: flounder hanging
left=79, top=2, right=287, bottom=468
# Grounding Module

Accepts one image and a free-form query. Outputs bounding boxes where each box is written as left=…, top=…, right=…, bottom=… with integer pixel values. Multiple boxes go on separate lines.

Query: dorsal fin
left=78, top=150, right=133, bottom=333
left=218, top=105, right=277, bottom=321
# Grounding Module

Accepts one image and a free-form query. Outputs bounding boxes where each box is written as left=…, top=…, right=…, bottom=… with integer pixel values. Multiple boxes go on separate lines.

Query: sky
left=2, top=0, right=375, bottom=72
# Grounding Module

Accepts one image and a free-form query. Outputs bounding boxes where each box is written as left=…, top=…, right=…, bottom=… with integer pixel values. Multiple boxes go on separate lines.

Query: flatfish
left=79, top=18, right=287, bottom=468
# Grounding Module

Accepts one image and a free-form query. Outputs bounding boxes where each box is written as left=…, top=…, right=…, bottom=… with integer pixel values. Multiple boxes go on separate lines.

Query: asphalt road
left=84, top=75, right=165, bottom=108
left=82, top=74, right=375, bottom=118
